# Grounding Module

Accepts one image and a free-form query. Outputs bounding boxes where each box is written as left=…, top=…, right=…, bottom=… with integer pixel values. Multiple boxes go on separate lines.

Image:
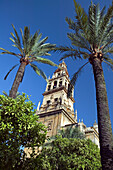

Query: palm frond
left=54, top=46, right=79, bottom=53
left=67, top=32, right=90, bottom=51
left=73, top=0, right=88, bottom=34
left=99, top=5, right=106, bottom=20
left=88, top=2, right=102, bottom=46
left=101, top=30, right=113, bottom=50
left=87, top=2, right=112, bottom=50
left=58, top=126, right=85, bottom=139
left=9, top=37, right=15, bottom=43
left=81, top=52, right=90, bottom=59
left=30, top=63, right=40, bottom=75
left=88, top=2, right=95, bottom=43
left=35, top=43, right=55, bottom=52
left=30, top=36, right=48, bottom=53
left=65, top=17, right=78, bottom=31
left=101, top=3, right=113, bottom=30
left=33, top=57, right=58, bottom=67
left=11, top=25, right=23, bottom=54
left=90, top=3, right=104, bottom=46
left=59, top=51, right=82, bottom=61
left=67, top=61, right=89, bottom=98
left=98, top=3, right=113, bottom=46
left=104, top=55, right=113, bottom=62
left=30, top=43, right=56, bottom=57
left=30, top=63, right=47, bottom=81
left=94, top=3, right=101, bottom=37
left=12, top=24, right=21, bottom=46
left=103, top=46, right=113, bottom=54
left=95, top=6, right=106, bottom=43
left=33, top=36, right=48, bottom=50
left=4, top=64, right=19, bottom=80
left=103, top=60, right=113, bottom=71
left=23, top=26, right=30, bottom=55
left=39, top=43, right=55, bottom=49
left=55, top=46, right=89, bottom=61
left=28, top=31, right=39, bottom=51
left=0, top=48, right=20, bottom=58
left=20, top=28, right=24, bottom=49
left=58, top=47, right=89, bottom=61
left=34, top=33, right=42, bottom=43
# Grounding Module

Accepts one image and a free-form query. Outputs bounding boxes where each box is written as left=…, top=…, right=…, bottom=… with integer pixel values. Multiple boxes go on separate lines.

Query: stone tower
left=24, top=61, right=99, bottom=157
left=36, top=61, right=99, bottom=147
left=36, top=61, right=77, bottom=138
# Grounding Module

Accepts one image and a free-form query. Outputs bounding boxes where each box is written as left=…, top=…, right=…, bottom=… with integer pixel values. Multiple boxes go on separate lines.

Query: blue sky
left=0, top=0, right=113, bottom=130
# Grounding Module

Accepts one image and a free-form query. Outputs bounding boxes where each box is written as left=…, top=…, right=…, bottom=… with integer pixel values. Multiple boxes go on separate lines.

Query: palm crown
left=0, top=24, right=57, bottom=81
left=56, top=0, right=113, bottom=94
left=0, top=25, right=57, bottom=98
left=58, top=126, right=85, bottom=139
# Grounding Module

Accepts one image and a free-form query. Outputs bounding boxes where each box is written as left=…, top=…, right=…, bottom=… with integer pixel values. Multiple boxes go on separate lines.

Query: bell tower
left=37, top=61, right=77, bottom=138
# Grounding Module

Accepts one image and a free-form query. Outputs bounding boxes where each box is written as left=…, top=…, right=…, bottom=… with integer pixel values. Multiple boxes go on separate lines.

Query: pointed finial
left=75, top=109, right=77, bottom=121
left=37, top=101, right=41, bottom=111
left=62, top=59, right=65, bottom=63
left=93, top=120, right=97, bottom=126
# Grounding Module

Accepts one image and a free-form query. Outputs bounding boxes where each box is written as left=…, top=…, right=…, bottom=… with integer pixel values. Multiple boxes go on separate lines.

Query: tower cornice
left=43, top=86, right=75, bottom=103
left=48, top=74, right=69, bottom=82
left=37, top=108, right=76, bottom=124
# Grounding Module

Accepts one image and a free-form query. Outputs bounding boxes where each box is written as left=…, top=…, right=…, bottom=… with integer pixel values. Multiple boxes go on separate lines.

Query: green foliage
left=0, top=94, right=47, bottom=169
left=58, top=126, right=85, bottom=139
left=34, top=136, right=102, bottom=170
left=43, top=126, right=85, bottom=149
left=73, top=0, right=88, bottom=34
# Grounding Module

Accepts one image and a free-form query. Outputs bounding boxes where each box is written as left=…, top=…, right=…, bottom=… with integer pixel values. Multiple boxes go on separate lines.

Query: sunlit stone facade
left=36, top=61, right=99, bottom=147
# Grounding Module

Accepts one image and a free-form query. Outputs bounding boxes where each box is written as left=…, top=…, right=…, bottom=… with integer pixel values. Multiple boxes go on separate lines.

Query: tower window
left=58, top=73, right=60, bottom=76
left=54, top=98, right=58, bottom=102
left=53, top=81, right=57, bottom=89
left=47, top=100, right=51, bottom=107
left=47, top=121, right=53, bottom=131
left=54, top=98, right=58, bottom=106
left=59, top=97, right=62, bottom=105
left=48, top=85, right=51, bottom=91
left=59, top=81, right=62, bottom=87
left=65, top=82, right=67, bottom=88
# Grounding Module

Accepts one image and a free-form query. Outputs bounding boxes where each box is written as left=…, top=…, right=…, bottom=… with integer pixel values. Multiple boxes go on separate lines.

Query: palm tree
left=55, top=1, right=113, bottom=169
left=58, top=126, right=85, bottom=139
left=0, top=25, right=57, bottom=98
left=43, top=126, right=85, bottom=149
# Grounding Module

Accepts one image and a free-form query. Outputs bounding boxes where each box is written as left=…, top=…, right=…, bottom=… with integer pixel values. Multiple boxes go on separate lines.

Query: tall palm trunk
left=9, top=62, right=26, bottom=98
left=91, top=57, right=113, bottom=169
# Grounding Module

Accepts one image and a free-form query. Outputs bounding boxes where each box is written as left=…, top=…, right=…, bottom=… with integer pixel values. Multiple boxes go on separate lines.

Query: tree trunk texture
left=92, top=57, right=113, bottom=169
left=9, top=62, right=26, bottom=98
